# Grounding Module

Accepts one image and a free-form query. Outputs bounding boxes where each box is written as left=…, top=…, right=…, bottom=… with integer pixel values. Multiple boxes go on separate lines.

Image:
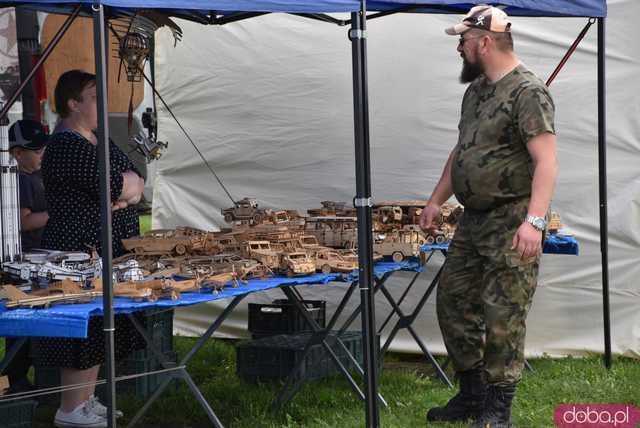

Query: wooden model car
left=279, top=251, right=316, bottom=277
left=314, top=249, right=358, bottom=274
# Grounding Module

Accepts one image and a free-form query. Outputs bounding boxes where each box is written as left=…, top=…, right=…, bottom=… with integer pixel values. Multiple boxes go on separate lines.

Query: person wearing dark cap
left=420, top=5, right=557, bottom=428
left=9, top=119, right=50, bottom=250
left=0, top=120, right=50, bottom=395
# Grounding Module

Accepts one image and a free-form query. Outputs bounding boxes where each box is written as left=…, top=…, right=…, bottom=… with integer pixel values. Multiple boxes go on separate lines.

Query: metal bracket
left=353, top=197, right=373, bottom=208
left=348, top=29, right=367, bottom=40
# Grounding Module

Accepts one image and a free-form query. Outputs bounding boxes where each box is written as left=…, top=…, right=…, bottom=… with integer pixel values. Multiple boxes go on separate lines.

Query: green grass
left=139, top=214, right=151, bottom=235
left=19, top=336, right=638, bottom=428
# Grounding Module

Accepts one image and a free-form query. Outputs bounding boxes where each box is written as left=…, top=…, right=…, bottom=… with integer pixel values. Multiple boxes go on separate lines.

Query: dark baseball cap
left=9, top=119, right=49, bottom=151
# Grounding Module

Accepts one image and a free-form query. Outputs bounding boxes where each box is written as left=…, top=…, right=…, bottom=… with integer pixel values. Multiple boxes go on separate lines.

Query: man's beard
left=460, top=54, right=484, bottom=83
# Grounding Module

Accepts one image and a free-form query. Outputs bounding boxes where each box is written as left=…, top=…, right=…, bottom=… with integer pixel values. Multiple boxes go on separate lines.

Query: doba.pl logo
left=554, top=404, right=640, bottom=427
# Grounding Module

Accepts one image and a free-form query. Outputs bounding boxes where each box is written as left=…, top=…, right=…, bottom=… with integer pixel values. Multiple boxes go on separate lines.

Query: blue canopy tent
left=0, top=1, right=607, bottom=427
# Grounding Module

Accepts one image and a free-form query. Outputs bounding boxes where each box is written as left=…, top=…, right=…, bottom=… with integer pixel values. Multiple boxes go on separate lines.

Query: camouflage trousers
left=437, top=198, right=540, bottom=385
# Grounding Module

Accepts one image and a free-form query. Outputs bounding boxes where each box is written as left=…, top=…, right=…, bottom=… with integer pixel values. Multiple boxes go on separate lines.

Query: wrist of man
left=525, top=214, right=546, bottom=232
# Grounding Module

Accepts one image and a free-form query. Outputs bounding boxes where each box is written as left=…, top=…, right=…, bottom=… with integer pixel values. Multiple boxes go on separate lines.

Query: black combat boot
left=469, top=384, right=517, bottom=428
left=426, top=368, right=487, bottom=422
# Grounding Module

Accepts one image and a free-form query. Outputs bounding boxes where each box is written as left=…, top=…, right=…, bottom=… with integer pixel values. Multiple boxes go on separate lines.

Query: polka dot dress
left=37, top=130, right=145, bottom=369
left=41, top=130, right=140, bottom=257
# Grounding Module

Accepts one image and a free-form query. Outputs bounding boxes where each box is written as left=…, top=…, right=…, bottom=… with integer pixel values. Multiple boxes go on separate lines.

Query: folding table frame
left=338, top=252, right=453, bottom=388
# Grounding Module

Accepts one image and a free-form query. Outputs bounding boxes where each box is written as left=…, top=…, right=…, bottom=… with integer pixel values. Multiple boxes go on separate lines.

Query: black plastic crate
left=115, top=350, right=178, bottom=399
left=248, top=299, right=326, bottom=339
left=131, top=309, right=175, bottom=359
left=236, top=330, right=363, bottom=383
left=0, top=399, right=37, bottom=428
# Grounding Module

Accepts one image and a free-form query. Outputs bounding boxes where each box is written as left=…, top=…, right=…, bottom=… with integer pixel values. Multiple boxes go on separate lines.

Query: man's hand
left=511, top=222, right=542, bottom=259
left=419, top=203, right=441, bottom=231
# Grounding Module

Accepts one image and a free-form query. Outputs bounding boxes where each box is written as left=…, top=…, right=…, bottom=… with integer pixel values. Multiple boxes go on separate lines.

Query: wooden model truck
left=375, top=206, right=403, bottom=224
left=304, top=216, right=358, bottom=248
left=242, top=241, right=281, bottom=270
left=373, top=228, right=425, bottom=262
left=222, top=198, right=266, bottom=224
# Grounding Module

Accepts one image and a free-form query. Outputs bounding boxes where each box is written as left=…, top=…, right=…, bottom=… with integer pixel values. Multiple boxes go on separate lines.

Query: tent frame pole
left=597, top=17, right=611, bottom=369
left=93, top=5, right=117, bottom=427
left=350, top=2, right=380, bottom=427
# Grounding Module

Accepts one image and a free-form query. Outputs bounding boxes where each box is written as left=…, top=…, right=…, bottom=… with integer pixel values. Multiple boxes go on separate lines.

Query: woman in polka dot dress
left=39, top=69, right=146, bottom=428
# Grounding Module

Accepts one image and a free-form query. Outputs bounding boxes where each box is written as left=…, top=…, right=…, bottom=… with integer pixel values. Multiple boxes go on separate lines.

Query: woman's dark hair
left=54, top=70, right=96, bottom=118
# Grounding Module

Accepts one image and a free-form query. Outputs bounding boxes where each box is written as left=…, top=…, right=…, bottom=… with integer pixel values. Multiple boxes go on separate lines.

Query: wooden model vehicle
left=548, top=211, right=562, bottom=234
left=336, top=248, right=383, bottom=263
left=375, top=206, right=403, bottom=224
left=373, top=228, right=425, bottom=262
left=122, top=229, right=194, bottom=256
left=3, top=251, right=98, bottom=285
left=304, top=216, right=358, bottom=248
left=265, top=210, right=291, bottom=224
left=205, top=233, right=242, bottom=255
left=279, top=251, right=316, bottom=277
left=439, top=202, right=463, bottom=225
left=183, top=254, right=272, bottom=280
left=242, top=241, right=280, bottom=270
left=314, top=248, right=358, bottom=274
left=222, top=197, right=266, bottom=224
left=307, top=201, right=356, bottom=217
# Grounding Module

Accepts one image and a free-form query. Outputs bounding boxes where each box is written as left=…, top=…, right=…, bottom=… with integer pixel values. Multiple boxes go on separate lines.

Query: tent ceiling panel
left=0, top=1, right=606, bottom=20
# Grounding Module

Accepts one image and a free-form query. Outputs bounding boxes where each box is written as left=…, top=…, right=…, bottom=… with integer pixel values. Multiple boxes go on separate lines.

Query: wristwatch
left=525, top=215, right=547, bottom=232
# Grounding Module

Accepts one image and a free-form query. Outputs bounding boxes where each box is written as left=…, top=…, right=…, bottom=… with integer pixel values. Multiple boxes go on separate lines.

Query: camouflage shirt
left=451, top=64, right=555, bottom=211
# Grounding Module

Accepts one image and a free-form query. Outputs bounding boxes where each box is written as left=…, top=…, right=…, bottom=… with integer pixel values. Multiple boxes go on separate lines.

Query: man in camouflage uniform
left=419, top=5, right=557, bottom=428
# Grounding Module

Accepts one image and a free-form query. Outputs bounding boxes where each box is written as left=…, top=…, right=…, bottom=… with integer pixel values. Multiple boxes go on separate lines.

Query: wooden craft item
left=41, top=15, right=144, bottom=113
left=1, top=284, right=101, bottom=309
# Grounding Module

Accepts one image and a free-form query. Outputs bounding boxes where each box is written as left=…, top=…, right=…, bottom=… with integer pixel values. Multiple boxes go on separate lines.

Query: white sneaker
left=54, top=401, right=107, bottom=428
left=87, top=395, right=124, bottom=418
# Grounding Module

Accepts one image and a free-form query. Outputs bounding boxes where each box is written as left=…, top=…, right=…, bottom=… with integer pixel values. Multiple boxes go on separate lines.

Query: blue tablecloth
left=421, top=234, right=578, bottom=255
left=0, top=261, right=421, bottom=339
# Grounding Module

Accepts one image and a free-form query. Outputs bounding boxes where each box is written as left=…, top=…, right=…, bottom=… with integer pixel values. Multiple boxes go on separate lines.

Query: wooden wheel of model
left=435, top=235, right=446, bottom=244
left=174, top=244, right=187, bottom=255
left=392, top=252, right=404, bottom=263
left=425, top=235, right=435, bottom=245
left=321, top=264, right=332, bottom=274
left=224, top=213, right=234, bottom=223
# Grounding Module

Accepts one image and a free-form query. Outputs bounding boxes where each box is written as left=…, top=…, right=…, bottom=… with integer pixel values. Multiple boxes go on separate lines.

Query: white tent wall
left=152, top=0, right=640, bottom=358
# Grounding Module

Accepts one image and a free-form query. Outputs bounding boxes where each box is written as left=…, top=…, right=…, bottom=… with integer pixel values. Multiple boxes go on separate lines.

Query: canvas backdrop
left=152, top=0, right=640, bottom=358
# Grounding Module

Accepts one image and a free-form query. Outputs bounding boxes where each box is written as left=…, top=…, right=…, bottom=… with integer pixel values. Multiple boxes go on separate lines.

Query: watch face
left=534, top=218, right=546, bottom=230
